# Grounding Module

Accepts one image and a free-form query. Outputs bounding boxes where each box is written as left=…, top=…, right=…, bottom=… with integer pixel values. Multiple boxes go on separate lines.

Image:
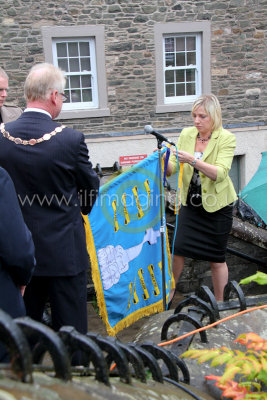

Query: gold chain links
left=0, top=123, right=66, bottom=146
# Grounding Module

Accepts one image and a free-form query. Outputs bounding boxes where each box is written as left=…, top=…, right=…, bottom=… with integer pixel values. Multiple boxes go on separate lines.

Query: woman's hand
left=174, top=150, right=217, bottom=180
left=177, top=150, right=194, bottom=164
left=178, top=150, right=217, bottom=181
left=164, top=149, right=193, bottom=165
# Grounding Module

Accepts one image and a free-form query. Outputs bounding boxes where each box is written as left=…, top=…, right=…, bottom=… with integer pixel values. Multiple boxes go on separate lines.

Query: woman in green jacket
left=166, top=94, right=237, bottom=302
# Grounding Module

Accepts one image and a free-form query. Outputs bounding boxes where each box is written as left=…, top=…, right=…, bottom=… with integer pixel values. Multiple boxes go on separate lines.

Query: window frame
left=52, top=38, right=98, bottom=110
left=42, top=25, right=110, bottom=119
left=154, top=21, right=211, bottom=113
left=164, top=33, right=201, bottom=104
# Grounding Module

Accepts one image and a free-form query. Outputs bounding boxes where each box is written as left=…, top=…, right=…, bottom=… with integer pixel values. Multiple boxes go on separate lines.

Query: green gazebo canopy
left=239, top=151, right=267, bottom=225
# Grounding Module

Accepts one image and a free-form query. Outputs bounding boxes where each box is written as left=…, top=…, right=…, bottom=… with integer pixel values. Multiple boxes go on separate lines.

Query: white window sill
left=57, top=107, right=111, bottom=120
left=156, top=103, right=193, bottom=113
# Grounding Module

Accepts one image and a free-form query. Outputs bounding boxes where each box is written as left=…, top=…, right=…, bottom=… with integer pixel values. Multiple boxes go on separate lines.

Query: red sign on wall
left=119, top=154, right=147, bottom=166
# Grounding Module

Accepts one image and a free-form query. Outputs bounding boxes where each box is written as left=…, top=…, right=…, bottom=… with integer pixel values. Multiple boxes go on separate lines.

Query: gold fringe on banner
left=83, top=213, right=173, bottom=336
left=82, top=214, right=112, bottom=333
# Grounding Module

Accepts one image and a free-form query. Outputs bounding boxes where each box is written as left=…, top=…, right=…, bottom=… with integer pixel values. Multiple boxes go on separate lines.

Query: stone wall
left=0, top=0, right=266, bottom=135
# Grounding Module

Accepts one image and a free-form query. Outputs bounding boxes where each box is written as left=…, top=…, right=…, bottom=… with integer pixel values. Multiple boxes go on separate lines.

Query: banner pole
left=157, top=140, right=167, bottom=311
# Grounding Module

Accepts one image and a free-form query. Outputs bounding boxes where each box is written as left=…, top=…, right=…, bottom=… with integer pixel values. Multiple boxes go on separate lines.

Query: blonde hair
left=24, top=63, right=66, bottom=102
left=192, top=94, right=222, bottom=132
left=0, top=67, right=8, bottom=80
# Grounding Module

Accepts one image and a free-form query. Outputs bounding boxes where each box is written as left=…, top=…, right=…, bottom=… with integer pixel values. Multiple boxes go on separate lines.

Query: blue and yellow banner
left=84, top=150, right=172, bottom=336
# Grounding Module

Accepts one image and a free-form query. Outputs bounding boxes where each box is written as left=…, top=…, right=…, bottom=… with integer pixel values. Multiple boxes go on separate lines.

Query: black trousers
left=23, top=270, right=88, bottom=334
left=23, top=271, right=88, bottom=365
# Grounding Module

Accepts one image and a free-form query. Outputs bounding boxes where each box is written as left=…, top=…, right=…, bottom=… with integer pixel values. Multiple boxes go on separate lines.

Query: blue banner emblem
left=84, top=150, right=172, bottom=335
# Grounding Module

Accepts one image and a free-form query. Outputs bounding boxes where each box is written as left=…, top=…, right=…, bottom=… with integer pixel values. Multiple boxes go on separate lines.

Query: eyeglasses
left=59, top=93, right=68, bottom=102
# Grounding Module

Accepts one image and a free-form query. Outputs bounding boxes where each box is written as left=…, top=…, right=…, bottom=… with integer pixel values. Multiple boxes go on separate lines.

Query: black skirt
left=173, top=203, right=233, bottom=262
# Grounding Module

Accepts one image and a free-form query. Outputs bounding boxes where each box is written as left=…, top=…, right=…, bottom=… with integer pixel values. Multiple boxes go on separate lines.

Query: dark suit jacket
left=0, top=167, right=35, bottom=318
left=0, top=111, right=99, bottom=277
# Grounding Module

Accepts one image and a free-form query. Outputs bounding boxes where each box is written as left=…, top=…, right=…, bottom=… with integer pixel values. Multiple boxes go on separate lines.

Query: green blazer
left=169, top=126, right=237, bottom=213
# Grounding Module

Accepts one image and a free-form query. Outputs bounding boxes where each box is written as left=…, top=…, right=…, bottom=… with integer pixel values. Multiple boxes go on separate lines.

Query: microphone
left=144, top=125, right=175, bottom=146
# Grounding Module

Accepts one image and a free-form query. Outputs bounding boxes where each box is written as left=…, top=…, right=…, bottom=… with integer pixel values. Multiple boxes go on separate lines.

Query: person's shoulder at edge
left=2, top=103, right=22, bottom=110
left=58, top=124, right=86, bottom=144
left=216, top=127, right=236, bottom=143
left=181, top=125, right=197, bottom=132
left=2, top=103, right=23, bottom=114
left=221, top=126, right=235, bottom=137
left=212, top=125, right=234, bottom=135
left=1, top=104, right=23, bottom=123
left=176, top=126, right=197, bottom=145
left=0, top=165, right=36, bottom=286
left=61, top=124, right=83, bottom=135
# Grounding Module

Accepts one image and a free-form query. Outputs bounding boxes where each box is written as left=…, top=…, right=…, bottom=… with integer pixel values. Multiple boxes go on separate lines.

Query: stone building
left=1, top=0, right=266, bottom=191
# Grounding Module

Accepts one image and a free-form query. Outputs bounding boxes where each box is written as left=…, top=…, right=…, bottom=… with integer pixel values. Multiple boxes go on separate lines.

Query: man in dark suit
left=0, top=167, right=35, bottom=361
left=0, top=63, right=99, bottom=345
left=0, top=167, right=35, bottom=318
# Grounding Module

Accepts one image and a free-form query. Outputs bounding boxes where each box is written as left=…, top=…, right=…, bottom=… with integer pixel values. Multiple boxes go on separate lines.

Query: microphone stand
left=156, top=137, right=167, bottom=311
